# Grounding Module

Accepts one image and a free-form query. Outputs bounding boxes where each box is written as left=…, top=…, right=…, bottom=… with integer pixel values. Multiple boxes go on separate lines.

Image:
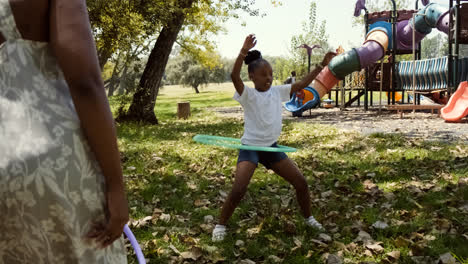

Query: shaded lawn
left=112, top=83, right=468, bottom=263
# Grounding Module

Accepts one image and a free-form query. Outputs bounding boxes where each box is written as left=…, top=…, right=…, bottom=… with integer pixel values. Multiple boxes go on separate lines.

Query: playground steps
left=386, top=104, right=444, bottom=118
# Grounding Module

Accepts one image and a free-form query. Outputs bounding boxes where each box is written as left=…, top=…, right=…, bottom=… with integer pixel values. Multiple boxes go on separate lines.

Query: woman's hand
left=86, top=187, right=129, bottom=248
left=241, top=34, right=257, bottom=53
left=320, top=52, right=337, bottom=67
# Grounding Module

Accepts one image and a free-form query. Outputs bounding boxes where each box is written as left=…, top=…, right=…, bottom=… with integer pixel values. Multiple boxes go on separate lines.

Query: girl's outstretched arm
left=231, top=34, right=257, bottom=96
left=291, top=52, right=337, bottom=95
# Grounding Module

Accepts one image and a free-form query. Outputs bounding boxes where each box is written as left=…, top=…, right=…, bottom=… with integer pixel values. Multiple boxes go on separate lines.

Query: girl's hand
left=86, top=187, right=129, bottom=248
left=241, top=34, right=257, bottom=53
left=320, top=52, right=337, bottom=67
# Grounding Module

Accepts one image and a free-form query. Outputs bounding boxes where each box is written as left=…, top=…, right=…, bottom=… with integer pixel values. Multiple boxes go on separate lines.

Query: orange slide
left=441, top=82, right=468, bottom=122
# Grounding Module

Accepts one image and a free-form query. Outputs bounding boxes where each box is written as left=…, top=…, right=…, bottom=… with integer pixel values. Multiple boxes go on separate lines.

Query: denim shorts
left=237, top=142, right=288, bottom=170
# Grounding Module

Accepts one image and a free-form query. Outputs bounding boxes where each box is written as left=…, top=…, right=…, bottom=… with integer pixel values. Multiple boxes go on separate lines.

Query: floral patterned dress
left=0, top=1, right=127, bottom=263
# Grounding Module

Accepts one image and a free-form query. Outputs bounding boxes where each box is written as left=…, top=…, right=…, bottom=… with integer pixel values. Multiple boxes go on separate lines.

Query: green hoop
left=193, top=134, right=297, bottom=152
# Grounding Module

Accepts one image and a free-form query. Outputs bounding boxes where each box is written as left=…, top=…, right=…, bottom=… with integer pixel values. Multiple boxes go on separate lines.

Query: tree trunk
left=117, top=63, right=129, bottom=95
left=177, top=101, right=191, bottom=119
left=98, top=40, right=113, bottom=70
left=121, top=0, right=195, bottom=124
left=117, top=45, right=143, bottom=95
left=194, top=85, right=200, bottom=94
left=107, top=51, right=124, bottom=97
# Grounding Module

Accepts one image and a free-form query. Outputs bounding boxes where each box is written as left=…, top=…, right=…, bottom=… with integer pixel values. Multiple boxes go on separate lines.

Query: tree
left=273, top=57, right=295, bottom=84
left=288, top=1, right=330, bottom=79
left=87, top=0, right=151, bottom=69
left=421, top=33, right=448, bottom=59
left=166, top=55, right=227, bottom=93
left=120, top=0, right=195, bottom=124
left=118, top=0, right=270, bottom=124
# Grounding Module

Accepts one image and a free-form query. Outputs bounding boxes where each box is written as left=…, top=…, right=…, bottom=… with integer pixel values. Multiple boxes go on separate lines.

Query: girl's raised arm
left=291, top=52, right=337, bottom=95
left=231, top=34, right=257, bottom=96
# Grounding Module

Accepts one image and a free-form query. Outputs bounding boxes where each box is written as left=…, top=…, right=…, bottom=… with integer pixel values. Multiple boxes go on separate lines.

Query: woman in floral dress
left=0, top=0, right=129, bottom=262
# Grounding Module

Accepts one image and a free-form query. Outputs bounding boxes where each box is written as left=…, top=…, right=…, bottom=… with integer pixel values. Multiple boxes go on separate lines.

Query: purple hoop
left=124, top=224, right=146, bottom=264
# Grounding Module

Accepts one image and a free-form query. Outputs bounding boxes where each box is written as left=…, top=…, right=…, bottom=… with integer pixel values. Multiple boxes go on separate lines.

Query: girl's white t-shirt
left=233, top=84, right=292, bottom=146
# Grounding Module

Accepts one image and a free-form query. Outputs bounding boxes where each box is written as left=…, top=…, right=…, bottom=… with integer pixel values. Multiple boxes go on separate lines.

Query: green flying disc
left=193, top=134, right=297, bottom=152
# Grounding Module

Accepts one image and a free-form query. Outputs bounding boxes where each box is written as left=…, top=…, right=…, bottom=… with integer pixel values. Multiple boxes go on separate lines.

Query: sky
left=214, top=0, right=450, bottom=59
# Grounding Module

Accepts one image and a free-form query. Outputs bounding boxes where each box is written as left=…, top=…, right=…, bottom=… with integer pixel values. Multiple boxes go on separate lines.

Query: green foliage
left=288, top=1, right=331, bottom=79
left=165, top=55, right=228, bottom=92
left=101, top=62, right=115, bottom=81
left=87, top=0, right=152, bottom=63
left=453, top=253, right=468, bottom=264
left=421, top=34, right=449, bottom=59
left=273, top=56, right=297, bottom=84
left=87, top=0, right=263, bottom=70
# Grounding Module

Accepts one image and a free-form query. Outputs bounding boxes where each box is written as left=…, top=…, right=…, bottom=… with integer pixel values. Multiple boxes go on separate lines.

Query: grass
left=111, top=83, right=468, bottom=263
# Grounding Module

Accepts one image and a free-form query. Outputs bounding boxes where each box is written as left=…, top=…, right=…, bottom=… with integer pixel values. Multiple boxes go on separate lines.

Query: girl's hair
left=244, top=50, right=268, bottom=73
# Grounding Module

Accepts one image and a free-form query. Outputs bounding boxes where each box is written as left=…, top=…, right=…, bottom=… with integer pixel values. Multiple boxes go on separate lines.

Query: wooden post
left=177, top=101, right=191, bottom=119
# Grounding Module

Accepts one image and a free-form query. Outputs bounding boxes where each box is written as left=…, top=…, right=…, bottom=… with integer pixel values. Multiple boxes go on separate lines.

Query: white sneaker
left=306, top=216, right=324, bottom=231
left=212, top=224, right=227, bottom=242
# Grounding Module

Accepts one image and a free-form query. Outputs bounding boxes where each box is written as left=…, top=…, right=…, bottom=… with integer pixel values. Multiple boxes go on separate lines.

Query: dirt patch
left=210, top=106, right=468, bottom=142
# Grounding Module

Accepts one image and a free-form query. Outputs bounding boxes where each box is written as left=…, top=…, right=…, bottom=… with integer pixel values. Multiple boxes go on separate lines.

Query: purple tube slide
left=396, top=20, right=427, bottom=50
left=436, top=11, right=450, bottom=34
left=355, top=41, right=384, bottom=68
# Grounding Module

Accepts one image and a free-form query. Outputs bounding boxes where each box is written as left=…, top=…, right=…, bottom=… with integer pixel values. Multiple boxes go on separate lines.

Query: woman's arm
left=291, top=52, right=337, bottom=95
left=49, top=0, right=128, bottom=248
left=231, top=34, right=257, bottom=96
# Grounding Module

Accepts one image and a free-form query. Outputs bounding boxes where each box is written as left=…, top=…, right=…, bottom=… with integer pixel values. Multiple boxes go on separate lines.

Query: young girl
left=212, top=34, right=336, bottom=241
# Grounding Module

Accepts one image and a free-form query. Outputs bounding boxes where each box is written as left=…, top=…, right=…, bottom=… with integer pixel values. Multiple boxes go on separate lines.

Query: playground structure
left=285, top=0, right=468, bottom=122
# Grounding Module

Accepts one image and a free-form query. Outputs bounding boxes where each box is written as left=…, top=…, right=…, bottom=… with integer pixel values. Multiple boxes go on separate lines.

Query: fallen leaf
left=268, top=255, right=282, bottom=263
left=199, top=223, right=213, bottom=232
left=159, top=213, right=171, bottom=222
left=394, top=236, right=411, bottom=247
left=180, top=247, right=202, bottom=260
left=293, top=237, right=302, bottom=248
left=327, top=254, right=343, bottom=264
left=311, top=239, right=328, bottom=248
left=204, top=215, right=214, bottom=224
left=247, top=227, right=261, bottom=238
left=332, top=241, right=348, bottom=252
left=366, top=242, right=384, bottom=254
left=321, top=190, right=333, bottom=198
left=372, top=221, right=389, bottom=229
left=354, top=231, right=374, bottom=244
left=235, top=240, right=245, bottom=247
left=410, top=241, right=427, bottom=256
left=136, top=216, right=153, bottom=228
left=386, top=250, right=401, bottom=260
left=439, top=252, right=457, bottom=264
left=169, top=244, right=180, bottom=255
left=319, top=233, right=332, bottom=243
left=363, top=249, right=373, bottom=257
